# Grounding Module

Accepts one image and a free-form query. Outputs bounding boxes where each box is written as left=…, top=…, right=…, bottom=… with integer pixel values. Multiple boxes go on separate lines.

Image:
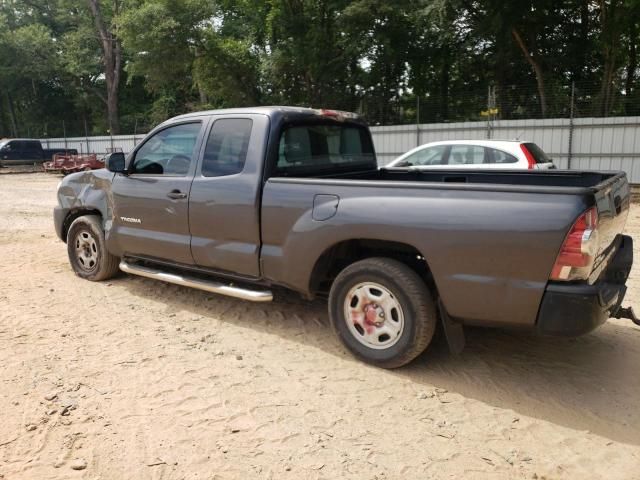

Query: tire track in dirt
left=1, top=174, right=639, bottom=479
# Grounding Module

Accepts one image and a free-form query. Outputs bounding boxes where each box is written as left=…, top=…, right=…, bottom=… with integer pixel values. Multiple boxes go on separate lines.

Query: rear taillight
left=550, top=207, right=600, bottom=281
left=520, top=144, right=537, bottom=169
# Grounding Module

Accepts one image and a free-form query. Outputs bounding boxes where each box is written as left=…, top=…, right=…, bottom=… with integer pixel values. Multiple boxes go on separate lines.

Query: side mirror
left=105, top=152, right=126, bottom=173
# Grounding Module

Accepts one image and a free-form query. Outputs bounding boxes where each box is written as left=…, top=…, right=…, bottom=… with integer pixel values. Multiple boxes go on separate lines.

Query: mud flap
left=438, top=300, right=465, bottom=355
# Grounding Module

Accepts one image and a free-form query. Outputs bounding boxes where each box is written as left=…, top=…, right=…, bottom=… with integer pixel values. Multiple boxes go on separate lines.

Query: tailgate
left=590, top=173, right=631, bottom=282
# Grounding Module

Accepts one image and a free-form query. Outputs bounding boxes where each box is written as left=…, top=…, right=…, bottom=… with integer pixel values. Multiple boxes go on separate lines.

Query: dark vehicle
left=53, top=107, right=638, bottom=368
left=0, top=138, right=77, bottom=166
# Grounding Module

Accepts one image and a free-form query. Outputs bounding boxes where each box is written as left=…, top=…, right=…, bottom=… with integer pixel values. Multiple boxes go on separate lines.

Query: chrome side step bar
left=119, top=260, right=273, bottom=302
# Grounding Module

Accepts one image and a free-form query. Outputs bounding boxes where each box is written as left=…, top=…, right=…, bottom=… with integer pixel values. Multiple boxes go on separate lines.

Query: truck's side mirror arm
left=105, top=152, right=127, bottom=174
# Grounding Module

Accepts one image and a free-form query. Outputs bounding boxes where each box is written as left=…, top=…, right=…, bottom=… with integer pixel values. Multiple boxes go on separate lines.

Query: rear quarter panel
left=261, top=179, right=589, bottom=328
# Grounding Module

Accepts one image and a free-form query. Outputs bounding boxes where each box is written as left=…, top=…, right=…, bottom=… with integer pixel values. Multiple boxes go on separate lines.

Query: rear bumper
left=536, top=234, right=633, bottom=336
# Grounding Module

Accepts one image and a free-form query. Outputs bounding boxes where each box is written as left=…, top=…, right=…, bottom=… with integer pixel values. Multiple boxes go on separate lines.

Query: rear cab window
left=523, top=143, right=552, bottom=163
left=274, top=122, right=376, bottom=176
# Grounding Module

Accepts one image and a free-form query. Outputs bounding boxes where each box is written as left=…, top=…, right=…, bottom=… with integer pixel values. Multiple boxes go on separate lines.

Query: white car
left=386, top=140, right=555, bottom=170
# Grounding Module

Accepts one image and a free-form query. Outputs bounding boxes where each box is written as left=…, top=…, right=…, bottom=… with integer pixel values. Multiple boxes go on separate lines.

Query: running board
left=119, top=260, right=273, bottom=302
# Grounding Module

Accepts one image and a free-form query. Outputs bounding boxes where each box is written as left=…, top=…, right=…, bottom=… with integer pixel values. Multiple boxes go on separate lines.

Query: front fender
left=54, top=169, right=116, bottom=241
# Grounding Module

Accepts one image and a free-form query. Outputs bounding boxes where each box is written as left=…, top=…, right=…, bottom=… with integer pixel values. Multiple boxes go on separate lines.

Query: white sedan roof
left=418, top=139, right=530, bottom=147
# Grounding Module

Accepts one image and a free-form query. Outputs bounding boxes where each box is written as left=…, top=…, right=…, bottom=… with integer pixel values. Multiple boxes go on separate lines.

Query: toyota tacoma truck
left=54, top=107, right=638, bottom=368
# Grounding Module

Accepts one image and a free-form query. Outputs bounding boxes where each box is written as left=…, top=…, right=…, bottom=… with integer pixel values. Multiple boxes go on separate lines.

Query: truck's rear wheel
left=328, top=257, right=437, bottom=368
left=67, top=215, right=120, bottom=281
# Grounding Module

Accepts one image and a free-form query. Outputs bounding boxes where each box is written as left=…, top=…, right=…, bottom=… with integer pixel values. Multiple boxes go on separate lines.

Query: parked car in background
left=0, top=138, right=78, bottom=166
left=386, top=140, right=555, bottom=170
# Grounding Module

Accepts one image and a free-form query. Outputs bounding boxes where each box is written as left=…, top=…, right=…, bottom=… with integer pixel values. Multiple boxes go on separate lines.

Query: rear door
left=485, top=147, right=521, bottom=168
left=188, top=114, right=268, bottom=278
left=110, top=121, right=206, bottom=265
left=446, top=144, right=488, bottom=168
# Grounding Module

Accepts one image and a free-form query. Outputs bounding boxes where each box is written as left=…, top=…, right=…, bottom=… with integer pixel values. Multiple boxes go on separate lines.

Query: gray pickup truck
left=54, top=107, right=637, bottom=368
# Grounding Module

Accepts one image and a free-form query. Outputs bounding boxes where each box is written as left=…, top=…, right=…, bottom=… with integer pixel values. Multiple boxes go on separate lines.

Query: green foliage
left=0, top=0, right=639, bottom=136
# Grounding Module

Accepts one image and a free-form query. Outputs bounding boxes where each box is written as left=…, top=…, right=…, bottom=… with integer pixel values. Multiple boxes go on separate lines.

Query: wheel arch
left=61, top=208, right=103, bottom=243
left=308, top=238, right=438, bottom=297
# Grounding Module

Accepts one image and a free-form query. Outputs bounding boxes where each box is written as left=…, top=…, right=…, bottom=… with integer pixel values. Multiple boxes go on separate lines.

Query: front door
left=109, top=121, right=205, bottom=265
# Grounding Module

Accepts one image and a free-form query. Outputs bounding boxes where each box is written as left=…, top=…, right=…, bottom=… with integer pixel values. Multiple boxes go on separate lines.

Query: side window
left=449, top=145, right=485, bottom=165
left=202, top=119, right=252, bottom=177
left=131, top=122, right=201, bottom=175
left=488, top=148, right=518, bottom=164
left=24, top=141, right=41, bottom=152
left=404, top=145, right=447, bottom=166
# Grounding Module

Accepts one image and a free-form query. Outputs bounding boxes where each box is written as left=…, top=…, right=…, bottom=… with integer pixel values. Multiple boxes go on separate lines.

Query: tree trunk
left=6, top=91, right=18, bottom=137
left=512, top=27, right=547, bottom=117
left=574, top=0, right=589, bottom=84
left=597, top=0, right=623, bottom=116
left=439, top=45, right=450, bottom=121
left=87, top=0, right=121, bottom=134
left=0, top=96, right=4, bottom=137
left=625, top=21, right=637, bottom=110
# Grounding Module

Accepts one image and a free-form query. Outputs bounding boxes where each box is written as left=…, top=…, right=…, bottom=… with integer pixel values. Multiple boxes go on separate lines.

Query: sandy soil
left=1, top=173, right=639, bottom=480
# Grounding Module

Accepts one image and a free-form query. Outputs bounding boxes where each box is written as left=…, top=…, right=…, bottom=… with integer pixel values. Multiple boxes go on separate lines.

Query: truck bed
left=322, top=168, right=624, bottom=191
left=261, top=168, right=630, bottom=330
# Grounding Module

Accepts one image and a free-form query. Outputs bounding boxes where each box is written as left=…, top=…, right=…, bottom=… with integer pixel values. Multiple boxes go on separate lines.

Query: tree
left=1, top=0, right=640, bottom=134
left=86, top=0, right=122, bottom=133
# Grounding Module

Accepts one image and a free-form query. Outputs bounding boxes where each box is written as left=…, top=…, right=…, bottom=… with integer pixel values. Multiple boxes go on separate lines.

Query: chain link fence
left=355, top=82, right=640, bottom=127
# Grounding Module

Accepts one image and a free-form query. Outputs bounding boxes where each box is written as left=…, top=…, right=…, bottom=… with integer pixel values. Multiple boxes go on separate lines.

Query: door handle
left=167, top=190, right=187, bottom=199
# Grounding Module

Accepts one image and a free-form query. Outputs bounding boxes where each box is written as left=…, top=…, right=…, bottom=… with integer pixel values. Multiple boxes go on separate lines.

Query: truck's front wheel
left=328, top=257, right=437, bottom=368
left=67, top=215, right=120, bottom=281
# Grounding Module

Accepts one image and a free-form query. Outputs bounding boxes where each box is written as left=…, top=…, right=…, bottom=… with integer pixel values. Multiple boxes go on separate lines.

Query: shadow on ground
left=122, top=274, right=640, bottom=445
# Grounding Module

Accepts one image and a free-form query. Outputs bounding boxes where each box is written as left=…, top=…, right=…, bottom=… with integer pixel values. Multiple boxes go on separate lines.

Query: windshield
left=0, top=140, right=10, bottom=149
left=524, top=142, right=552, bottom=163
left=274, top=123, right=376, bottom=176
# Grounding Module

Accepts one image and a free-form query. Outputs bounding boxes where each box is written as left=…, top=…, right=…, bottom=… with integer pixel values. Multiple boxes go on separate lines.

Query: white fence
left=40, top=115, right=640, bottom=183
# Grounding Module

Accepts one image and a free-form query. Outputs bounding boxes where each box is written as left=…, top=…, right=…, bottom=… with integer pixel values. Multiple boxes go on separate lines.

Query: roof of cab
left=161, top=106, right=365, bottom=127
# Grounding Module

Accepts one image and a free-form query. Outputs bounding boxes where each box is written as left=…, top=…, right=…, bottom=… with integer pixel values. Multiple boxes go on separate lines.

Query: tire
left=66, top=215, right=120, bottom=281
left=328, top=257, right=437, bottom=368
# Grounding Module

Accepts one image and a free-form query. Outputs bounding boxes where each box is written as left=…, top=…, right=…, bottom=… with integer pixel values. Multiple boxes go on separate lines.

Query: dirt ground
left=1, top=173, right=639, bottom=480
